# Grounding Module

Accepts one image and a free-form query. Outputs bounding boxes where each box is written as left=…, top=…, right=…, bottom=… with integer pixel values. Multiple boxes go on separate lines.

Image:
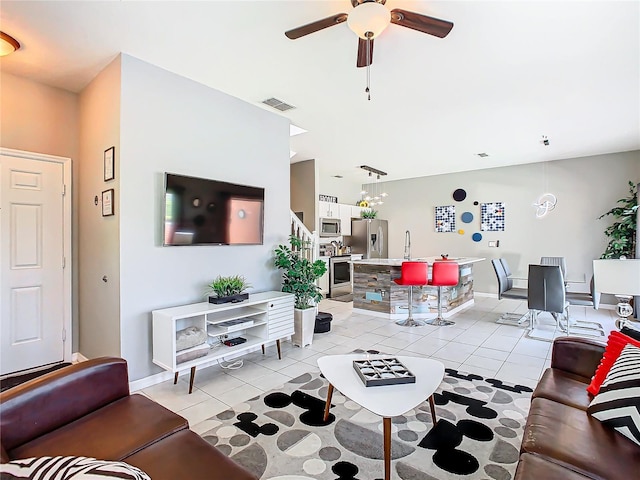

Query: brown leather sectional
left=0, top=357, right=256, bottom=479
left=515, top=336, right=640, bottom=480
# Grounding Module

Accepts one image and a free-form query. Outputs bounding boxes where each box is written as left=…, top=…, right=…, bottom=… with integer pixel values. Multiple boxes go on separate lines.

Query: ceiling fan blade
left=390, top=8, right=454, bottom=38
left=285, top=13, right=348, bottom=39
left=356, top=38, right=374, bottom=68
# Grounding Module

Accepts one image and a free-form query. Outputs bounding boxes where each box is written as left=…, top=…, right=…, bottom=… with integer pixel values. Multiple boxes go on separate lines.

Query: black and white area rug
left=199, top=361, right=533, bottom=479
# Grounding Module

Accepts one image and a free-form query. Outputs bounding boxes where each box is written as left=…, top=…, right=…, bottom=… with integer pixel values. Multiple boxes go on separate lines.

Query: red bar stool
left=427, top=261, right=459, bottom=326
left=393, top=261, right=428, bottom=327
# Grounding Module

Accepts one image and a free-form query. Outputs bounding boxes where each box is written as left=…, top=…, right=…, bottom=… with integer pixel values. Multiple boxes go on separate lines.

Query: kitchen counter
left=351, top=257, right=484, bottom=266
left=351, top=257, right=485, bottom=320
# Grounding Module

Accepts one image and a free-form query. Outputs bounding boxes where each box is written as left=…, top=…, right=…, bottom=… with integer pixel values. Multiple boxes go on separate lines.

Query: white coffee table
left=317, top=354, right=445, bottom=480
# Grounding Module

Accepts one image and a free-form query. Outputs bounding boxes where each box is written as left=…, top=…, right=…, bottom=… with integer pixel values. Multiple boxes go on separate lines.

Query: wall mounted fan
left=285, top=0, right=454, bottom=67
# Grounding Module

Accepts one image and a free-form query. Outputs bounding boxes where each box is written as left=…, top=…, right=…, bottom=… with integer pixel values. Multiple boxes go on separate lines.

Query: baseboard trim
left=474, top=291, right=497, bottom=298
left=72, top=352, right=89, bottom=363
left=129, top=370, right=174, bottom=392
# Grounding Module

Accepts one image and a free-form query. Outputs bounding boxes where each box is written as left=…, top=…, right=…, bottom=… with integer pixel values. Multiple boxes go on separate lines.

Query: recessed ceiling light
left=476, top=153, right=489, bottom=158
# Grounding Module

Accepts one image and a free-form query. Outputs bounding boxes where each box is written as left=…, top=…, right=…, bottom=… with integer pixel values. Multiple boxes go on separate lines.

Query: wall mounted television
left=163, top=173, right=264, bottom=246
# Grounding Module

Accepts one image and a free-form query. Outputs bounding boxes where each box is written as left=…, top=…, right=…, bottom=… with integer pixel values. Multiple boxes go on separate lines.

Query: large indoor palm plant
left=274, top=235, right=327, bottom=347
left=274, top=235, right=327, bottom=309
left=599, top=181, right=638, bottom=259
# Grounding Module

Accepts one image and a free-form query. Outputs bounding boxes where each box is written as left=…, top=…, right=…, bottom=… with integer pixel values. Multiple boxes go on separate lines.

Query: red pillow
left=586, top=330, right=640, bottom=395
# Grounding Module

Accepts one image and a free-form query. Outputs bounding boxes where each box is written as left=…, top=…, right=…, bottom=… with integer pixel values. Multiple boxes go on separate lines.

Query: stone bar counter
left=351, top=257, right=486, bottom=320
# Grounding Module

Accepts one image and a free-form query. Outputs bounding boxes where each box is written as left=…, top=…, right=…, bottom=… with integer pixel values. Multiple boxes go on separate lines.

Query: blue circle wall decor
left=472, top=233, right=482, bottom=242
left=461, top=212, right=474, bottom=223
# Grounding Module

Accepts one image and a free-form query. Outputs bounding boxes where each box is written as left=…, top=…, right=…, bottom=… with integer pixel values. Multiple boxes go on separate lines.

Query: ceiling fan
left=285, top=0, right=454, bottom=68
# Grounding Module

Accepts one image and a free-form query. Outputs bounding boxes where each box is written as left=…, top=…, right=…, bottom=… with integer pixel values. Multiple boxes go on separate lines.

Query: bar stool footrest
left=426, top=317, right=455, bottom=326
left=396, top=318, right=426, bottom=327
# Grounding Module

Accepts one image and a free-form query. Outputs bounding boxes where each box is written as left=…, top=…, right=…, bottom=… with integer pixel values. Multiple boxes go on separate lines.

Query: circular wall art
left=453, top=189, right=467, bottom=202
left=472, top=233, right=482, bottom=242
left=461, top=212, right=474, bottom=223
left=458, top=229, right=465, bottom=235
left=473, top=201, right=479, bottom=206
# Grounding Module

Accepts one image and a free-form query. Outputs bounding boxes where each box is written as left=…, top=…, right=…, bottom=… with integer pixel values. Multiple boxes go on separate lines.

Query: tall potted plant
left=274, top=235, right=327, bottom=347
left=599, top=181, right=638, bottom=259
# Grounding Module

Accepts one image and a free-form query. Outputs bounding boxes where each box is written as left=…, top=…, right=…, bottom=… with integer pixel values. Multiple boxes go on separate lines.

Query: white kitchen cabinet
left=152, top=291, right=294, bottom=393
left=339, top=204, right=354, bottom=236
left=318, top=201, right=338, bottom=218
left=351, top=205, right=364, bottom=220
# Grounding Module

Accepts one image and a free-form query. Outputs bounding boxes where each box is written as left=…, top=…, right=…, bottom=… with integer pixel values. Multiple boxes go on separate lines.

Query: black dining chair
left=539, top=257, right=604, bottom=337
left=526, top=264, right=569, bottom=342
left=491, top=258, right=529, bottom=325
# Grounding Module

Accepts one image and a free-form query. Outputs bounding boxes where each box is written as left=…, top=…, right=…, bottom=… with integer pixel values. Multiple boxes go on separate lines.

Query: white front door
left=1, top=154, right=66, bottom=374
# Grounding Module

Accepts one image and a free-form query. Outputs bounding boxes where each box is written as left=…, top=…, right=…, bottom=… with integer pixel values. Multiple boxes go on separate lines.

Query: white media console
left=152, top=291, right=294, bottom=393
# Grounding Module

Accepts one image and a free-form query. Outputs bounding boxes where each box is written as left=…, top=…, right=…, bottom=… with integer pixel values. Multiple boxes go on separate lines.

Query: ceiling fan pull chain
left=366, top=35, right=371, bottom=100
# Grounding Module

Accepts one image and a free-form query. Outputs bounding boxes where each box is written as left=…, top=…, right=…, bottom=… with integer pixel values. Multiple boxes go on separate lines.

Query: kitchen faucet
left=404, top=230, right=411, bottom=260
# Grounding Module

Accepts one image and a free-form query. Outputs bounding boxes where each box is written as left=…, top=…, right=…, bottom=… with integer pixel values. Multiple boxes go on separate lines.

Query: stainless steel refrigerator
left=349, top=219, right=388, bottom=259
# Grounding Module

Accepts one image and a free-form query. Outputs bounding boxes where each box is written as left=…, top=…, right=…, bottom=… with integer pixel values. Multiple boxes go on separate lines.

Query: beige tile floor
left=137, top=296, right=617, bottom=432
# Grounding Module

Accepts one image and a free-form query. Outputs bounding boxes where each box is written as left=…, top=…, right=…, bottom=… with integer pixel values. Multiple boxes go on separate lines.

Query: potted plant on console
left=207, top=275, right=251, bottom=304
left=274, top=235, right=327, bottom=347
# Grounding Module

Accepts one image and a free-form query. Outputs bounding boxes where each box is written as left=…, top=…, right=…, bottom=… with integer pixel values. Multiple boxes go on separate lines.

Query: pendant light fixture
left=359, top=165, right=388, bottom=207
left=347, top=1, right=391, bottom=100
left=0, top=32, right=20, bottom=57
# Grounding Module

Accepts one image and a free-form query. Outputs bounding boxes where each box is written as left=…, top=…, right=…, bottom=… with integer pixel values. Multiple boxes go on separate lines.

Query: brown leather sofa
left=515, top=336, right=640, bottom=480
left=0, top=357, right=256, bottom=479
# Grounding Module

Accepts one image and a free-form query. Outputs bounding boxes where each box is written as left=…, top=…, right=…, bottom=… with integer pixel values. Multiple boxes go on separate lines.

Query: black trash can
left=315, top=312, right=333, bottom=333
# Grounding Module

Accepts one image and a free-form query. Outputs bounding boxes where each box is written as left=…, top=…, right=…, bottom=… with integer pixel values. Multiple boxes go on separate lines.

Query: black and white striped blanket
left=0, top=456, right=150, bottom=479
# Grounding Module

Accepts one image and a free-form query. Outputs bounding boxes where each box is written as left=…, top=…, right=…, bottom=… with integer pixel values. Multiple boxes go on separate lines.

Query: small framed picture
left=104, top=146, right=115, bottom=181
left=102, top=189, right=114, bottom=217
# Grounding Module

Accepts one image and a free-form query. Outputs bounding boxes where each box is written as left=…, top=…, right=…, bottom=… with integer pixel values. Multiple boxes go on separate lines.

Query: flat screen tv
left=163, top=173, right=264, bottom=246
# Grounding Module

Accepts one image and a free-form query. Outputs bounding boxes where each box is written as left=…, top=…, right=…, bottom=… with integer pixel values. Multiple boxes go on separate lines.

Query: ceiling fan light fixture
left=347, top=2, right=391, bottom=39
left=0, top=31, right=20, bottom=57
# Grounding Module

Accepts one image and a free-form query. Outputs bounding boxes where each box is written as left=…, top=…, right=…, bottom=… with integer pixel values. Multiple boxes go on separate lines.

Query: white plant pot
left=292, top=307, right=315, bottom=348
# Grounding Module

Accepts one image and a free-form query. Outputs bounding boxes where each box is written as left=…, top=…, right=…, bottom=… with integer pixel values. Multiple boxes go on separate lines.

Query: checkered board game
left=481, top=202, right=505, bottom=231
left=435, top=205, right=456, bottom=232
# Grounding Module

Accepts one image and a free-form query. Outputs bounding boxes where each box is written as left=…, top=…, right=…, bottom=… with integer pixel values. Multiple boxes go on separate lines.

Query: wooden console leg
left=261, top=344, right=265, bottom=355
left=323, top=383, right=334, bottom=422
left=429, top=395, right=437, bottom=425
left=276, top=339, right=282, bottom=360
left=188, top=366, right=196, bottom=394
left=383, top=417, right=391, bottom=480
left=174, top=372, right=179, bottom=385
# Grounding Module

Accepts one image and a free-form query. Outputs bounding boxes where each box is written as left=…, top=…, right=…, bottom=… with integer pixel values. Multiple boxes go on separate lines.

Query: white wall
left=291, top=159, right=317, bottom=232
left=118, top=55, right=291, bottom=380
left=373, top=151, right=640, bottom=294
left=1, top=72, right=81, bottom=350
left=78, top=56, right=122, bottom=358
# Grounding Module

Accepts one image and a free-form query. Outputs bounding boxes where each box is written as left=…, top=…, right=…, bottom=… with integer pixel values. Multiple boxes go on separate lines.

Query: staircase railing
left=290, top=211, right=319, bottom=261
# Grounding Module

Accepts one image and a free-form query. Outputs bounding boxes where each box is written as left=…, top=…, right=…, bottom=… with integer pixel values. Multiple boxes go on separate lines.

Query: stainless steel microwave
left=320, top=218, right=341, bottom=237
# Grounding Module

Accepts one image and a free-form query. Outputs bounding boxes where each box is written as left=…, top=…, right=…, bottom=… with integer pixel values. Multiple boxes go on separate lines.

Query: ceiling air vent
left=262, top=97, right=296, bottom=112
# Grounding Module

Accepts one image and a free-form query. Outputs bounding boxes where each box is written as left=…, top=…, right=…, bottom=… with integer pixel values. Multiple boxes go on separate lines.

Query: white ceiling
left=2, top=1, right=639, bottom=183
